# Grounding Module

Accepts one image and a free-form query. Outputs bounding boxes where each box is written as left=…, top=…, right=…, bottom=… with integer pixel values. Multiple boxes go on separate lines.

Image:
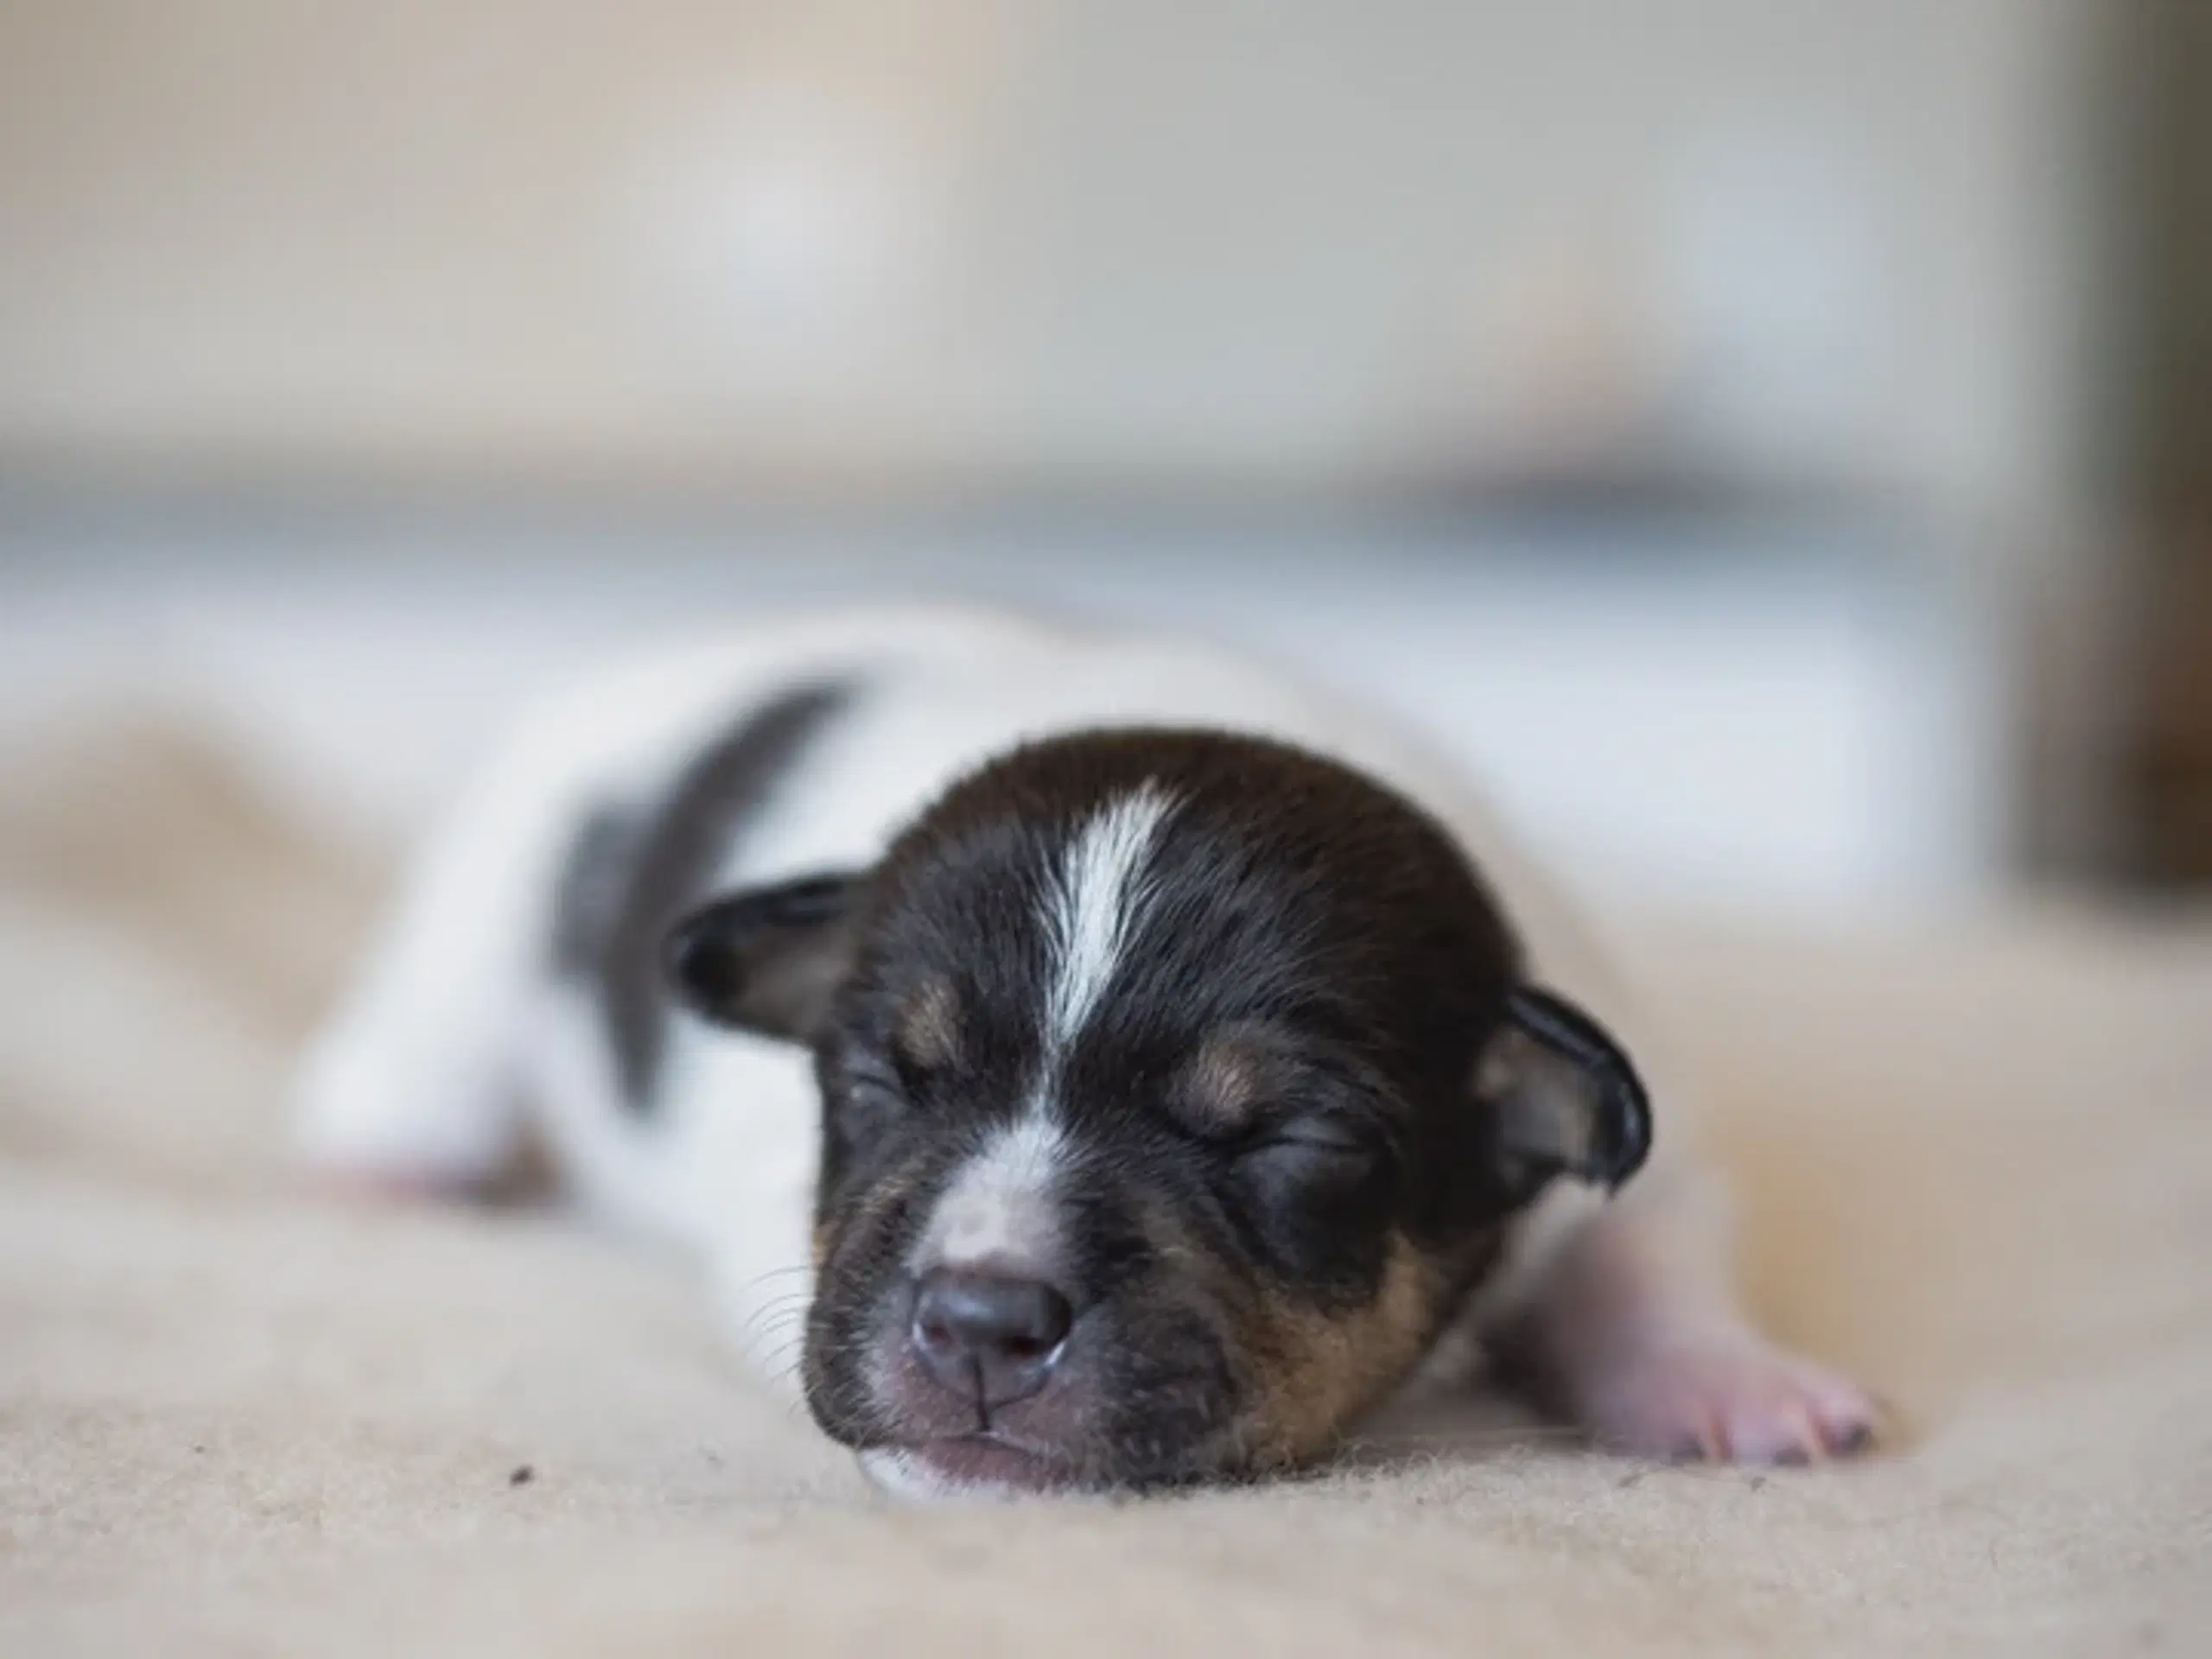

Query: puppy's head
left=668, top=730, right=1649, bottom=1495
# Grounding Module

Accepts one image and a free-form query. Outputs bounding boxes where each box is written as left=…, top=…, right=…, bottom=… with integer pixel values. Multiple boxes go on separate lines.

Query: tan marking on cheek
left=895, top=976, right=963, bottom=1074
left=1235, top=1238, right=1449, bottom=1471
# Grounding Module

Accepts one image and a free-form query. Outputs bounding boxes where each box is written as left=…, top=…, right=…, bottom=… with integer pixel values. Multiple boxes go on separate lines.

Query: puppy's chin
left=857, top=1438, right=1086, bottom=1503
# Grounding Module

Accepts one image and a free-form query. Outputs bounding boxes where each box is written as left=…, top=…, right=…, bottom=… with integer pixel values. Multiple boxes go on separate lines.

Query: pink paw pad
left=1577, top=1338, right=1883, bottom=1465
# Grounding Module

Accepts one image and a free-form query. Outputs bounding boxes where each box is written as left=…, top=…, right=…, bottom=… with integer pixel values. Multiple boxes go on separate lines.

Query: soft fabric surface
left=3, top=721, right=2208, bottom=1656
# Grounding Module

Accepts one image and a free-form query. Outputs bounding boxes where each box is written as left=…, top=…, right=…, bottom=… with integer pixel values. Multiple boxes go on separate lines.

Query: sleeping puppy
left=296, top=606, right=1877, bottom=1495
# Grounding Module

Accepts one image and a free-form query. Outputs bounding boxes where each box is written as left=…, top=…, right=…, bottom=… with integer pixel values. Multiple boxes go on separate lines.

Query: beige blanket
left=3, top=722, right=2208, bottom=1656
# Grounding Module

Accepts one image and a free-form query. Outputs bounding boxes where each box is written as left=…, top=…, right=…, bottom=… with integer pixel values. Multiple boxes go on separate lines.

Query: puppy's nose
left=909, top=1268, right=1075, bottom=1407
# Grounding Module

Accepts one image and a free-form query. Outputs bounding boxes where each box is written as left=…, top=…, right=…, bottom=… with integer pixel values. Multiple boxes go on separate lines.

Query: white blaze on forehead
left=917, top=1116, right=1071, bottom=1271
left=908, top=785, right=1168, bottom=1275
left=1042, top=783, right=1177, bottom=1054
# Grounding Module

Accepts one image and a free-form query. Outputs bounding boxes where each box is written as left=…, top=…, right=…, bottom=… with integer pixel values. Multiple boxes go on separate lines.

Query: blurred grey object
left=0, top=508, right=2005, bottom=921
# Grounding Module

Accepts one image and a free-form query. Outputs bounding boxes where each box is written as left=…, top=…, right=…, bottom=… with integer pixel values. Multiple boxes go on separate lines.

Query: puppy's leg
left=1505, top=1163, right=1880, bottom=1465
left=294, top=727, right=588, bottom=1199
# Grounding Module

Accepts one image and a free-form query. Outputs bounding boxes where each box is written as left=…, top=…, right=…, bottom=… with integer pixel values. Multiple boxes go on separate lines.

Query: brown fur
left=1173, top=1026, right=1281, bottom=1133
left=893, top=975, right=963, bottom=1075
left=1236, top=1238, right=1447, bottom=1470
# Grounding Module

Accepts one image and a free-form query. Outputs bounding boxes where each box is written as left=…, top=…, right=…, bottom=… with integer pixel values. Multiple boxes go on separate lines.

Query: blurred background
left=0, top=0, right=2203, bottom=924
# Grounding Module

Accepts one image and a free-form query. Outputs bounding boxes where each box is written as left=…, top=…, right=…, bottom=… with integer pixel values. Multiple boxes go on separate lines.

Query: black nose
left=909, top=1268, right=1076, bottom=1408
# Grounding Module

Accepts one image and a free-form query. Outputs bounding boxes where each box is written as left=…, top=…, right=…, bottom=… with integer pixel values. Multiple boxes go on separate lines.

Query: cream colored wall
left=0, top=1, right=2104, bottom=525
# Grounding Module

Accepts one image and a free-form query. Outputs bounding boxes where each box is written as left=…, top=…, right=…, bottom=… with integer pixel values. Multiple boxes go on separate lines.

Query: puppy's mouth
left=861, top=1433, right=1083, bottom=1498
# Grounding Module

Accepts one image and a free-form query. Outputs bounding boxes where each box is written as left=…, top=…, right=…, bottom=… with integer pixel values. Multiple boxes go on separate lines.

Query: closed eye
left=887, top=1045, right=936, bottom=1103
left=1236, top=1114, right=1388, bottom=1172
left=832, top=1055, right=912, bottom=1142
left=1256, top=1124, right=1367, bottom=1157
left=1224, top=1110, right=1401, bottom=1274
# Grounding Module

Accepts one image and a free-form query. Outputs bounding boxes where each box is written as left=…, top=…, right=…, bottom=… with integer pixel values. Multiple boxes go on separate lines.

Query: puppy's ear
left=1471, top=985, right=1652, bottom=1197
left=664, top=872, right=865, bottom=1045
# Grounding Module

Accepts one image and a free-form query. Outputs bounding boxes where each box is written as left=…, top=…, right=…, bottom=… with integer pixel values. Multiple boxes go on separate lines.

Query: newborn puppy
left=297, top=607, right=1876, bottom=1495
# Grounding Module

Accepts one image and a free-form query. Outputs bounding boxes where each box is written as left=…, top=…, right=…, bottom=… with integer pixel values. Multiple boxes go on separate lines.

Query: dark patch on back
left=552, top=680, right=856, bottom=1109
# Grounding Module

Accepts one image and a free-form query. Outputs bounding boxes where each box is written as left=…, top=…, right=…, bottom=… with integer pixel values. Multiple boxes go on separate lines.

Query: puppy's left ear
left=664, top=871, right=867, bottom=1045
left=1471, top=985, right=1652, bottom=1196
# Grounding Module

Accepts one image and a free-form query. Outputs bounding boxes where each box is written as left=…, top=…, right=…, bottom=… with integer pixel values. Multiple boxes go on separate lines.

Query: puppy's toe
left=1577, top=1337, right=1884, bottom=1467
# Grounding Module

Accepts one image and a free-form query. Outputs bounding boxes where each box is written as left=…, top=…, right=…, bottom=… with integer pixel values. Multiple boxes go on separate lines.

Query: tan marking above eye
left=895, top=975, right=963, bottom=1073
left=1175, top=1027, right=1283, bottom=1132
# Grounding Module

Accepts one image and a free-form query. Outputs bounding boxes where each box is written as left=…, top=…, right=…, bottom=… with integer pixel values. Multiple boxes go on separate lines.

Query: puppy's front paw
left=1573, top=1333, right=1881, bottom=1465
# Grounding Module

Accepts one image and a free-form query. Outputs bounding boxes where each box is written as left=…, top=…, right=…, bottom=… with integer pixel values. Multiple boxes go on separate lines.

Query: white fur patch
left=915, top=1116, right=1071, bottom=1272
left=855, top=1448, right=1039, bottom=1504
left=1041, top=784, right=1175, bottom=1054
left=855, top=1449, right=970, bottom=1503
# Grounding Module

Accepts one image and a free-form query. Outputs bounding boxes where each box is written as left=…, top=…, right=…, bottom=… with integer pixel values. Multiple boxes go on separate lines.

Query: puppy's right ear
left=664, top=872, right=866, bottom=1046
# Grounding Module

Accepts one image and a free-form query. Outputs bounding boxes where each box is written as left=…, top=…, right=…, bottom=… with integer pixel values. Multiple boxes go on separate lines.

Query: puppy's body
left=300, top=606, right=1874, bottom=1489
